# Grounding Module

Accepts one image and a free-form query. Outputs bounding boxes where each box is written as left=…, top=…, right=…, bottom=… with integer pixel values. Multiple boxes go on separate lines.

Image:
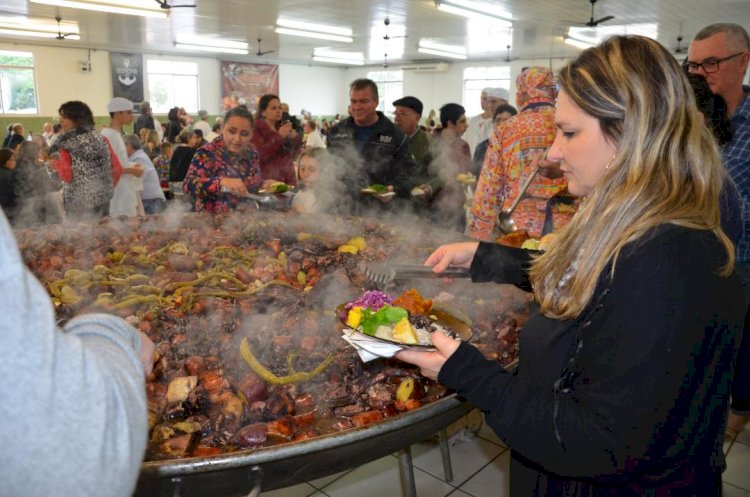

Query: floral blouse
left=183, top=137, right=262, bottom=213
left=467, top=66, right=575, bottom=241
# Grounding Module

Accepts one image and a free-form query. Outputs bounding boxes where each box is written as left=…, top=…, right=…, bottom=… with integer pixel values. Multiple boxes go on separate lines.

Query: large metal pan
left=135, top=394, right=472, bottom=497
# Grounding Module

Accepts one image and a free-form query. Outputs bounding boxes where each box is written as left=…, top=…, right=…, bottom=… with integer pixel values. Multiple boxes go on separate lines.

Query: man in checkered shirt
left=689, top=22, right=750, bottom=439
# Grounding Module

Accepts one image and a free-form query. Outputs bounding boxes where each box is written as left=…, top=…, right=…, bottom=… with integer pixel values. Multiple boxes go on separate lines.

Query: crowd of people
left=0, top=22, right=749, bottom=497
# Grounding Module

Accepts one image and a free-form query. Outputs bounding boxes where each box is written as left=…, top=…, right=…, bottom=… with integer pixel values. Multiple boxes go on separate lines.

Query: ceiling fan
left=674, top=35, right=685, bottom=54
left=382, top=16, right=407, bottom=41
left=255, top=38, right=275, bottom=56
left=154, top=0, right=197, bottom=9
left=54, top=15, right=77, bottom=40
left=574, top=0, right=615, bottom=27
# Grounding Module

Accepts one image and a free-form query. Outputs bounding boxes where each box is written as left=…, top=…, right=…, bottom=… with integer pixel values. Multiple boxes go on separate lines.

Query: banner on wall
left=110, top=52, right=144, bottom=104
left=220, top=61, right=279, bottom=113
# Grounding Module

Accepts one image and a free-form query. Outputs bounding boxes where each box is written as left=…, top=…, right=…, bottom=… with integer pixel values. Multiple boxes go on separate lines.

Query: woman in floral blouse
left=183, top=106, right=262, bottom=213
left=466, top=67, right=575, bottom=241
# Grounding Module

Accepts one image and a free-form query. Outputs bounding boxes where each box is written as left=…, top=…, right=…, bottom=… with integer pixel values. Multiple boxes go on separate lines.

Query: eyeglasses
left=393, top=110, right=418, bottom=118
left=684, top=52, right=746, bottom=74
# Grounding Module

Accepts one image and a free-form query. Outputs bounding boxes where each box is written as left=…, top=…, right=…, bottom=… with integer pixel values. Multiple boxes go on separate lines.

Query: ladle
left=496, top=151, right=548, bottom=235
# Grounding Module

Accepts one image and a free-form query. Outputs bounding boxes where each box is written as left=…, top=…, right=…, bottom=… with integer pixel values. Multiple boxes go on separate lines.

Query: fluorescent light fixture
left=312, top=56, right=364, bottom=65
left=276, top=18, right=354, bottom=43
left=174, top=44, right=248, bottom=55
left=565, top=22, right=659, bottom=48
left=313, top=48, right=363, bottom=60
left=313, top=48, right=364, bottom=65
left=175, top=34, right=248, bottom=51
left=275, top=27, right=352, bottom=43
left=276, top=18, right=352, bottom=37
left=563, top=36, right=595, bottom=50
left=30, top=0, right=168, bottom=19
left=0, top=15, right=81, bottom=40
left=418, top=47, right=468, bottom=60
left=0, top=28, right=80, bottom=40
left=434, top=0, right=513, bottom=28
left=418, top=40, right=467, bottom=59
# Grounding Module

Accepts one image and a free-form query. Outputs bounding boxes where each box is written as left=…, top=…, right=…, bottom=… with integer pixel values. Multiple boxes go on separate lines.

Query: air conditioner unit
left=400, top=62, right=451, bottom=73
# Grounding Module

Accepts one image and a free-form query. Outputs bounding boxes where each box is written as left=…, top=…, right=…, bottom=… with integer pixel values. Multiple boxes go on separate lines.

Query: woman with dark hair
left=183, top=105, right=262, bottom=212
left=10, top=140, right=62, bottom=227
left=251, top=94, right=301, bottom=186
left=471, top=104, right=518, bottom=174
left=49, top=100, right=121, bottom=221
left=0, top=148, right=17, bottom=222
left=166, top=106, right=182, bottom=144
left=398, top=36, right=746, bottom=496
left=431, top=103, right=472, bottom=229
left=686, top=72, right=733, bottom=147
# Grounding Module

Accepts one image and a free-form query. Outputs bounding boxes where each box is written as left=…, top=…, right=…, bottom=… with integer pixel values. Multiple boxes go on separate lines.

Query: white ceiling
left=0, top=0, right=749, bottom=66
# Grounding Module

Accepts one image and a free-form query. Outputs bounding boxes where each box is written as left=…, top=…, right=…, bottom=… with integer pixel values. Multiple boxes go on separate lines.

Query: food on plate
left=261, top=181, right=291, bottom=194
left=497, top=230, right=557, bottom=251
left=538, top=232, right=558, bottom=251
left=342, top=289, right=458, bottom=346
left=456, top=172, right=476, bottom=184
left=496, top=229, right=530, bottom=248
left=521, top=239, right=540, bottom=250
left=410, top=186, right=426, bottom=196
left=361, top=184, right=389, bottom=194
left=391, top=317, right=418, bottom=344
left=393, top=288, right=432, bottom=316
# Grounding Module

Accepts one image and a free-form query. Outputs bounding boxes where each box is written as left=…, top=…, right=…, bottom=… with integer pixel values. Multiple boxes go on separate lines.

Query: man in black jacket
left=326, top=78, right=413, bottom=215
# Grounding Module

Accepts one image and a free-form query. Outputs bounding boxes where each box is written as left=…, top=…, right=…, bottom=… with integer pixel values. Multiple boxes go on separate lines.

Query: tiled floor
left=260, top=410, right=750, bottom=497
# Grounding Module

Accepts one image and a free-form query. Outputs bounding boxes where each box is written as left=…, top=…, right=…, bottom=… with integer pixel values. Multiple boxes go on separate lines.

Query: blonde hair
left=530, top=35, right=734, bottom=320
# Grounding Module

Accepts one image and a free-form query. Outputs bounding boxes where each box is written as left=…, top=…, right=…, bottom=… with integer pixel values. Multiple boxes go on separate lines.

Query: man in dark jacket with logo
left=327, top=78, right=412, bottom=215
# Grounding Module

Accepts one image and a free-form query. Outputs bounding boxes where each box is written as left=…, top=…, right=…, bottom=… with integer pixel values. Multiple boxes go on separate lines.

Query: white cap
left=483, top=87, right=509, bottom=100
left=107, top=97, right=134, bottom=113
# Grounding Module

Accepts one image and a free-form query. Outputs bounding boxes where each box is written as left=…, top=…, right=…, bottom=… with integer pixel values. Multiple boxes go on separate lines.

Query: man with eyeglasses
left=688, top=22, right=750, bottom=442
left=392, top=96, right=442, bottom=210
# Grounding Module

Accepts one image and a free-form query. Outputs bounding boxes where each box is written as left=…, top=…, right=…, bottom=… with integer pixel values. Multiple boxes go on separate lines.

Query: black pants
left=732, top=264, right=750, bottom=413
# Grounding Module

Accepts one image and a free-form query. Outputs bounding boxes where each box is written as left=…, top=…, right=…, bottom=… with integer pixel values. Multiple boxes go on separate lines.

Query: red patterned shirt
left=183, top=137, right=262, bottom=213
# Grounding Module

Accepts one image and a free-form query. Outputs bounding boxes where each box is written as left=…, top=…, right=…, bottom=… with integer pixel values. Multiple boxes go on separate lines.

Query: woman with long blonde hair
left=398, top=35, right=745, bottom=496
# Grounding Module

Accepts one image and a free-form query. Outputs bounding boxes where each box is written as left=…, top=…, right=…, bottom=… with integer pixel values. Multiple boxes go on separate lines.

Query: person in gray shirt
left=0, top=210, right=155, bottom=497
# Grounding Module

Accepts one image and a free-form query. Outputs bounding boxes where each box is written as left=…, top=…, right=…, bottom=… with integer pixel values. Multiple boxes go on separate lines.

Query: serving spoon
left=495, top=166, right=540, bottom=235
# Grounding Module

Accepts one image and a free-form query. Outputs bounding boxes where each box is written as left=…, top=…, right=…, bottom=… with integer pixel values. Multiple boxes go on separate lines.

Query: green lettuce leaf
left=360, top=305, right=408, bottom=336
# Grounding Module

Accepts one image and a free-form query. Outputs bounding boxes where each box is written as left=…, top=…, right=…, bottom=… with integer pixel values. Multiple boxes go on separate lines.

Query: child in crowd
left=153, top=142, right=173, bottom=199
left=154, top=142, right=173, bottom=185
left=291, top=147, right=326, bottom=213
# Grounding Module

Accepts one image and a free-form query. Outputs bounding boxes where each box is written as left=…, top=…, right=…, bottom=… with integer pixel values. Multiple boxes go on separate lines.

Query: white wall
left=0, top=42, right=114, bottom=115
left=0, top=42, right=346, bottom=117
left=279, top=64, right=346, bottom=117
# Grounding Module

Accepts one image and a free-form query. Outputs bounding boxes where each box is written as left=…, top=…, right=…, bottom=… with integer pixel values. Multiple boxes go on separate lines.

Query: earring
left=605, top=153, right=616, bottom=170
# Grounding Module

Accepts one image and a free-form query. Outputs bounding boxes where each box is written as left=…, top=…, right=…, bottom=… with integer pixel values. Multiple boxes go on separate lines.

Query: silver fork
left=364, top=262, right=471, bottom=288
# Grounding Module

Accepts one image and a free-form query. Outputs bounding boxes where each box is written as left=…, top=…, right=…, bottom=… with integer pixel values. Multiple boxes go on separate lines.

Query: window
left=367, top=70, right=403, bottom=114
left=463, top=66, right=511, bottom=116
left=146, top=59, right=199, bottom=113
left=0, top=51, right=38, bottom=114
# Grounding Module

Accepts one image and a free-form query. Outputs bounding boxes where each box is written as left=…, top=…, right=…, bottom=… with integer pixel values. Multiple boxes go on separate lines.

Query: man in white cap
left=193, top=110, right=217, bottom=141
left=103, top=97, right=143, bottom=217
left=465, top=87, right=509, bottom=155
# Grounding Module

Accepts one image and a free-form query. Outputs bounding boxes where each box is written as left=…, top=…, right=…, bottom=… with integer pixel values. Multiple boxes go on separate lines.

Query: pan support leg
left=438, top=428, right=453, bottom=481
left=397, top=447, right=417, bottom=497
